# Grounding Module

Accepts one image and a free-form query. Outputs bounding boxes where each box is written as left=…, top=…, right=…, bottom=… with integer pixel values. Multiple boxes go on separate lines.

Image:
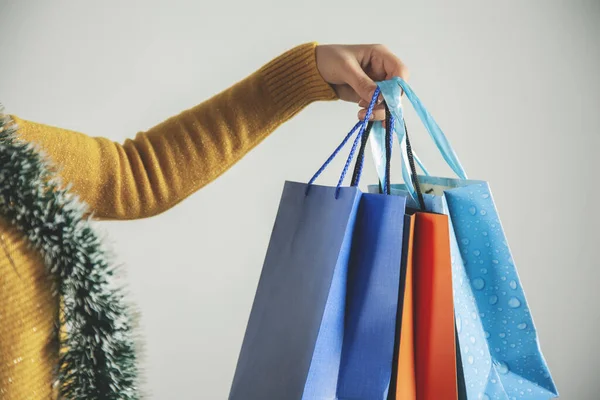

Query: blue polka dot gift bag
left=368, top=78, right=558, bottom=400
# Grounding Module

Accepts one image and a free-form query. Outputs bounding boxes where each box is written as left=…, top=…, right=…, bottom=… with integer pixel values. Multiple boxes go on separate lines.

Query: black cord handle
left=384, top=105, right=393, bottom=195
left=404, top=121, right=426, bottom=211
left=350, top=102, right=427, bottom=211
left=350, top=121, right=374, bottom=187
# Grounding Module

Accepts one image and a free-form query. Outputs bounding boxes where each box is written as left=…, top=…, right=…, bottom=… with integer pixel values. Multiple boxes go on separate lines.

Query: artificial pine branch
left=0, top=109, right=140, bottom=399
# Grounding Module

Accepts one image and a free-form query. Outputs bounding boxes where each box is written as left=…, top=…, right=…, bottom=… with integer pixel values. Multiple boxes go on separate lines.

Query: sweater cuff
left=260, top=43, right=338, bottom=119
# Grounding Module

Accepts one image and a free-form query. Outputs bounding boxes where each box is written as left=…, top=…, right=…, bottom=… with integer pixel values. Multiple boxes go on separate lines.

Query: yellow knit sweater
left=0, top=43, right=337, bottom=399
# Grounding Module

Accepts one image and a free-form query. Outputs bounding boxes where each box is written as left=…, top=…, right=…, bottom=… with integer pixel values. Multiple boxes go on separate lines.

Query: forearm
left=12, top=43, right=337, bottom=219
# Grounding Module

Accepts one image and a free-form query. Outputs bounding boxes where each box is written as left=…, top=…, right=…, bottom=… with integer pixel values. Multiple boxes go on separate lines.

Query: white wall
left=1, top=0, right=598, bottom=398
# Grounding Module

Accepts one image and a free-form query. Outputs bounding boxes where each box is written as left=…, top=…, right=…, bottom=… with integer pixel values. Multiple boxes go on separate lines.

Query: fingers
left=325, top=44, right=409, bottom=121
left=334, top=85, right=362, bottom=103
left=358, top=104, right=385, bottom=121
left=343, top=59, right=379, bottom=104
left=354, top=45, right=408, bottom=107
left=339, top=84, right=385, bottom=121
left=373, top=44, right=410, bottom=81
left=358, top=98, right=383, bottom=108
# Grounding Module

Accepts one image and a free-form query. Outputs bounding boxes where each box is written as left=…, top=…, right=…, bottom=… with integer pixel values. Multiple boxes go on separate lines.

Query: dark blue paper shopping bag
left=230, top=111, right=407, bottom=399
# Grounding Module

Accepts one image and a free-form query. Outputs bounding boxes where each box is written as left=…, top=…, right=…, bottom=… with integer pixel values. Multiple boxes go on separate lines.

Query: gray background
left=1, top=0, right=598, bottom=398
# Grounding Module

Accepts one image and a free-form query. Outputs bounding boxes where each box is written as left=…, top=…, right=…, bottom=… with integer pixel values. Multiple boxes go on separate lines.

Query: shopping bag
left=336, top=190, right=406, bottom=400
left=229, top=181, right=361, bottom=400
left=368, top=78, right=558, bottom=400
left=334, top=111, right=410, bottom=400
left=412, top=211, right=459, bottom=400
left=230, top=107, right=407, bottom=399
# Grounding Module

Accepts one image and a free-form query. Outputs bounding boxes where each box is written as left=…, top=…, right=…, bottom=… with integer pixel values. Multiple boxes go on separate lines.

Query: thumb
left=344, top=60, right=378, bottom=103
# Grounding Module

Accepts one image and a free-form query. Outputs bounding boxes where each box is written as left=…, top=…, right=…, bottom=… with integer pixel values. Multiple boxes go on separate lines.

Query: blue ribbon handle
left=308, top=87, right=381, bottom=197
left=379, top=77, right=468, bottom=180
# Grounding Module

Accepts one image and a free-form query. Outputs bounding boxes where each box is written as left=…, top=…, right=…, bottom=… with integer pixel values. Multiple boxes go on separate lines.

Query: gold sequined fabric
left=0, top=43, right=336, bottom=398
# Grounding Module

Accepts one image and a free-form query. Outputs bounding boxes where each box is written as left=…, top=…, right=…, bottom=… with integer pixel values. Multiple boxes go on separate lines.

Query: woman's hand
left=315, top=44, right=409, bottom=121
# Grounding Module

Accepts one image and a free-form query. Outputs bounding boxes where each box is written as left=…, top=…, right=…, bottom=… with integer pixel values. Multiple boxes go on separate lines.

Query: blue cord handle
left=307, top=120, right=363, bottom=187
left=307, top=87, right=381, bottom=197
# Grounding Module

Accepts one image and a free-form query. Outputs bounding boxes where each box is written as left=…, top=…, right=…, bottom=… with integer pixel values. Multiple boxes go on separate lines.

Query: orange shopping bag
left=413, top=212, right=458, bottom=400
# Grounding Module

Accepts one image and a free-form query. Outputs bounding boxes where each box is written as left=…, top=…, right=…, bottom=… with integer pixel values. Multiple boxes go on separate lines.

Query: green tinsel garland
left=0, top=109, right=140, bottom=399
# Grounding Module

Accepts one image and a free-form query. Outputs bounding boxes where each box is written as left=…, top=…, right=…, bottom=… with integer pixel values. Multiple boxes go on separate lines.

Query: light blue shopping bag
left=367, top=78, right=558, bottom=400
